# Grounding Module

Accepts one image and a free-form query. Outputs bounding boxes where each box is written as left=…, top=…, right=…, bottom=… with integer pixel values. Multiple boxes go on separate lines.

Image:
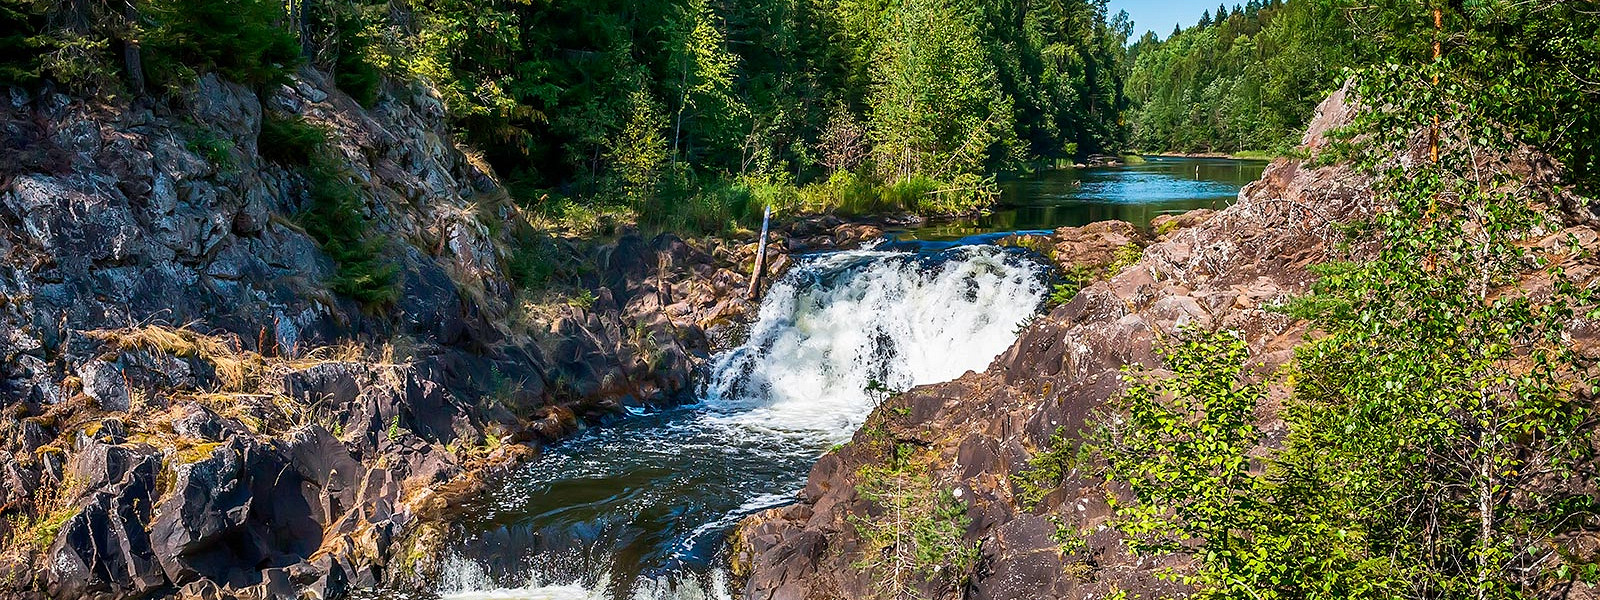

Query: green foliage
left=1126, top=0, right=1353, bottom=154
left=260, top=111, right=398, bottom=307
left=1107, top=242, right=1142, bottom=273
left=141, top=0, right=302, bottom=89
left=566, top=288, right=596, bottom=310
left=42, top=31, right=121, bottom=94
left=1009, top=427, right=1084, bottom=510
left=383, top=0, right=1131, bottom=230
left=259, top=114, right=327, bottom=166
left=4, top=473, right=80, bottom=553
left=1271, top=59, right=1599, bottom=597
left=609, top=89, right=671, bottom=205
left=0, top=0, right=47, bottom=86
left=1047, top=281, right=1080, bottom=307
left=504, top=227, right=562, bottom=292
left=300, top=154, right=398, bottom=308
left=1102, top=330, right=1264, bottom=573
left=0, top=0, right=121, bottom=93
left=663, top=0, right=745, bottom=165
left=1047, top=265, right=1102, bottom=306
left=851, top=453, right=981, bottom=599
left=1101, top=328, right=1386, bottom=599
left=1099, top=33, right=1600, bottom=598
left=1127, top=0, right=1600, bottom=191
left=869, top=0, right=1017, bottom=182
left=185, top=126, right=235, bottom=172
left=880, top=176, right=939, bottom=212
left=310, top=0, right=385, bottom=107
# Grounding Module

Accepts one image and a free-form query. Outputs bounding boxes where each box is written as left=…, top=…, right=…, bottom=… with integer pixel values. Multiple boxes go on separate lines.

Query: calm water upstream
left=897, top=156, right=1267, bottom=240
left=431, top=157, right=1265, bottom=600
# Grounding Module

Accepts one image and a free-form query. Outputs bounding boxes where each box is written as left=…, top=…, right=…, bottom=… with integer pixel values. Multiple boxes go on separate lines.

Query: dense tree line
left=0, top=0, right=1133, bottom=227
left=1104, top=2, right=1600, bottom=598
left=1124, top=0, right=1362, bottom=154
left=1124, top=0, right=1600, bottom=192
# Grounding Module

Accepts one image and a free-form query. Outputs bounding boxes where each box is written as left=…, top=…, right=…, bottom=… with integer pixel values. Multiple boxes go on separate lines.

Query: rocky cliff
left=732, top=88, right=1600, bottom=599
left=0, top=67, right=868, bottom=599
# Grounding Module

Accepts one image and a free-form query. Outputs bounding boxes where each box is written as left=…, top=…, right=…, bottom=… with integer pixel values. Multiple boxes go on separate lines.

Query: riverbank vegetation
left=0, top=0, right=1134, bottom=234
left=1123, top=0, right=1600, bottom=192
left=1099, top=2, right=1600, bottom=597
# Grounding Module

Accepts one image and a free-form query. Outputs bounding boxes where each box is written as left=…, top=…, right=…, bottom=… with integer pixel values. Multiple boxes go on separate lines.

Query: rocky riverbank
left=731, top=88, right=1600, bottom=599
left=0, top=65, right=880, bottom=599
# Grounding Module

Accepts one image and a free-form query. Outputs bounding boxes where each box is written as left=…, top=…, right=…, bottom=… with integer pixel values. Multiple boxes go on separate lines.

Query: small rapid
left=704, top=246, right=1051, bottom=442
left=436, top=244, right=1049, bottom=600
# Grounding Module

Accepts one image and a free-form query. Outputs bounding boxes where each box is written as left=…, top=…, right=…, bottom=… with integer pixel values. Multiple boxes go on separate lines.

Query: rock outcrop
left=0, top=66, right=869, bottom=599
left=731, top=87, right=1600, bottom=600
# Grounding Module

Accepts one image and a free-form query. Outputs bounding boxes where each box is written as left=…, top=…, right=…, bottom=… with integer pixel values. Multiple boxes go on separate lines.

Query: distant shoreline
left=1138, top=150, right=1279, bottom=160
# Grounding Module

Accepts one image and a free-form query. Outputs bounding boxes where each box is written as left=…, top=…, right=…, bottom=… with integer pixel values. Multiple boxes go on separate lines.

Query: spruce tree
left=0, top=0, right=45, bottom=85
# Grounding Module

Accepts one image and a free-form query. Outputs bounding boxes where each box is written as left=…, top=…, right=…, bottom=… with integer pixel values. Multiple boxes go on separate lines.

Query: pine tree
left=0, top=0, right=46, bottom=85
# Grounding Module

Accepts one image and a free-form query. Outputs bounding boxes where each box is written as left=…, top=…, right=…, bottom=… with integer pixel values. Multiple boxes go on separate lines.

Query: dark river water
left=897, top=156, right=1267, bottom=241
left=430, top=157, right=1265, bottom=600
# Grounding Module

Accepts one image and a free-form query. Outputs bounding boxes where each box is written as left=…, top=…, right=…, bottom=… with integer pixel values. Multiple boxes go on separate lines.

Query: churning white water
left=434, top=243, right=1048, bottom=600
left=703, top=245, right=1048, bottom=441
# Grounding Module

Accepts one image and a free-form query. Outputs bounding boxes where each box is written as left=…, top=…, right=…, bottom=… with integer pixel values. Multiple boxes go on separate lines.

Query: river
left=897, top=156, right=1267, bottom=240
left=432, top=157, right=1265, bottom=600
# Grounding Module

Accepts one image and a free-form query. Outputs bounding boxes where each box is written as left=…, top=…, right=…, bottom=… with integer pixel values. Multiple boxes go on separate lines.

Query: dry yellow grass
left=84, top=325, right=369, bottom=396
left=81, top=324, right=397, bottom=442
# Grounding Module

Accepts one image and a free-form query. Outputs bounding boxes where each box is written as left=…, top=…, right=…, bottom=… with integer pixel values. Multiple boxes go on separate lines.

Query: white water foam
left=437, top=244, right=1047, bottom=600
left=703, top=245, right=1047, bottom=442
left=438, top=553, right=735, bottom=600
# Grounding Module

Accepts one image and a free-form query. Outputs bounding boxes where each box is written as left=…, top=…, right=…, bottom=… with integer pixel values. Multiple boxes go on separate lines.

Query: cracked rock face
left=0, top=56, right=888, bottom=597
left=0, top=64, right=808, bottom=599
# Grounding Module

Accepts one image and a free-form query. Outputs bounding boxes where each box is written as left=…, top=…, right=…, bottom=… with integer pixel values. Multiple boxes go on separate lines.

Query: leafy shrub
left=319, top=1, right=383, bottom=107
left=851, top=457, right=980, bottom=598
left=0, top=1, right=118, bottom=93
left=819, top=170, right=887, bottom=215
left=41, top=32, right=121, bottom=94
left=185, top=127, right=235, bottom=171
left=1010, top=427, right=1085, bottom=510
left=505, top=226, right=566, bottom=291
left=142, top=0, right=302, bottom=89
left=565, top=288, right=595, bottom=310
left=300, top=157, right=398, bottom=308
left=259, top=114, right=327, bottom=166
left=881, top=175, right=939, bottom=212
left=1096, top=329, right=1328, bottom=596
left=1046, top=265, right=1096, bottom=307
left=1107, top=242, right=1142, bottom=273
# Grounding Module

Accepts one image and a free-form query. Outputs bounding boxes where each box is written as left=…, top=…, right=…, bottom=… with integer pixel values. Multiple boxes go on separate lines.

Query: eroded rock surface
left=730, top=86, right=1470, bottom=600
left=0, top=66, right=869, bottom=599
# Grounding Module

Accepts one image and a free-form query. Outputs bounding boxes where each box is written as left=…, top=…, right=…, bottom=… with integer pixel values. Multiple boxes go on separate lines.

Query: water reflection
left=897, top=156, right=1268, bottom=240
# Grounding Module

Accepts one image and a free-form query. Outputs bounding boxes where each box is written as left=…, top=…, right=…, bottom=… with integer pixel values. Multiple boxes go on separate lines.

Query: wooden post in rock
left=746, top=204, right=772, bottom=300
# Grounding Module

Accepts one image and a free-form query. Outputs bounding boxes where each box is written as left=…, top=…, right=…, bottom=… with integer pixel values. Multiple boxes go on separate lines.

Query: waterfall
left=703, top=245, right=1049, bottom=441
left=435, top=243, right=1048, bottom=600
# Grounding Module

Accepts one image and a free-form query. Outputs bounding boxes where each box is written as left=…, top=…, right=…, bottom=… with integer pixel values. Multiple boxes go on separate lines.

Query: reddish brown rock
left=732, top=87, right=1381, bottom=600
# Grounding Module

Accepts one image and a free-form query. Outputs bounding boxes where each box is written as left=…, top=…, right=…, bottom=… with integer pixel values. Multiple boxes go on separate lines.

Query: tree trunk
left=1477, top=427, right=1493, bottom=600
left=745, top=204, right=772, bottom=300
left=122, top=0, right=144, bottom=94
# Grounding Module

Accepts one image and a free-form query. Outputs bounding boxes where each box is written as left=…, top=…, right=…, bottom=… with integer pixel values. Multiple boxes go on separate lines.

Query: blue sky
left=1108, top=0, right=1215, bottom=38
